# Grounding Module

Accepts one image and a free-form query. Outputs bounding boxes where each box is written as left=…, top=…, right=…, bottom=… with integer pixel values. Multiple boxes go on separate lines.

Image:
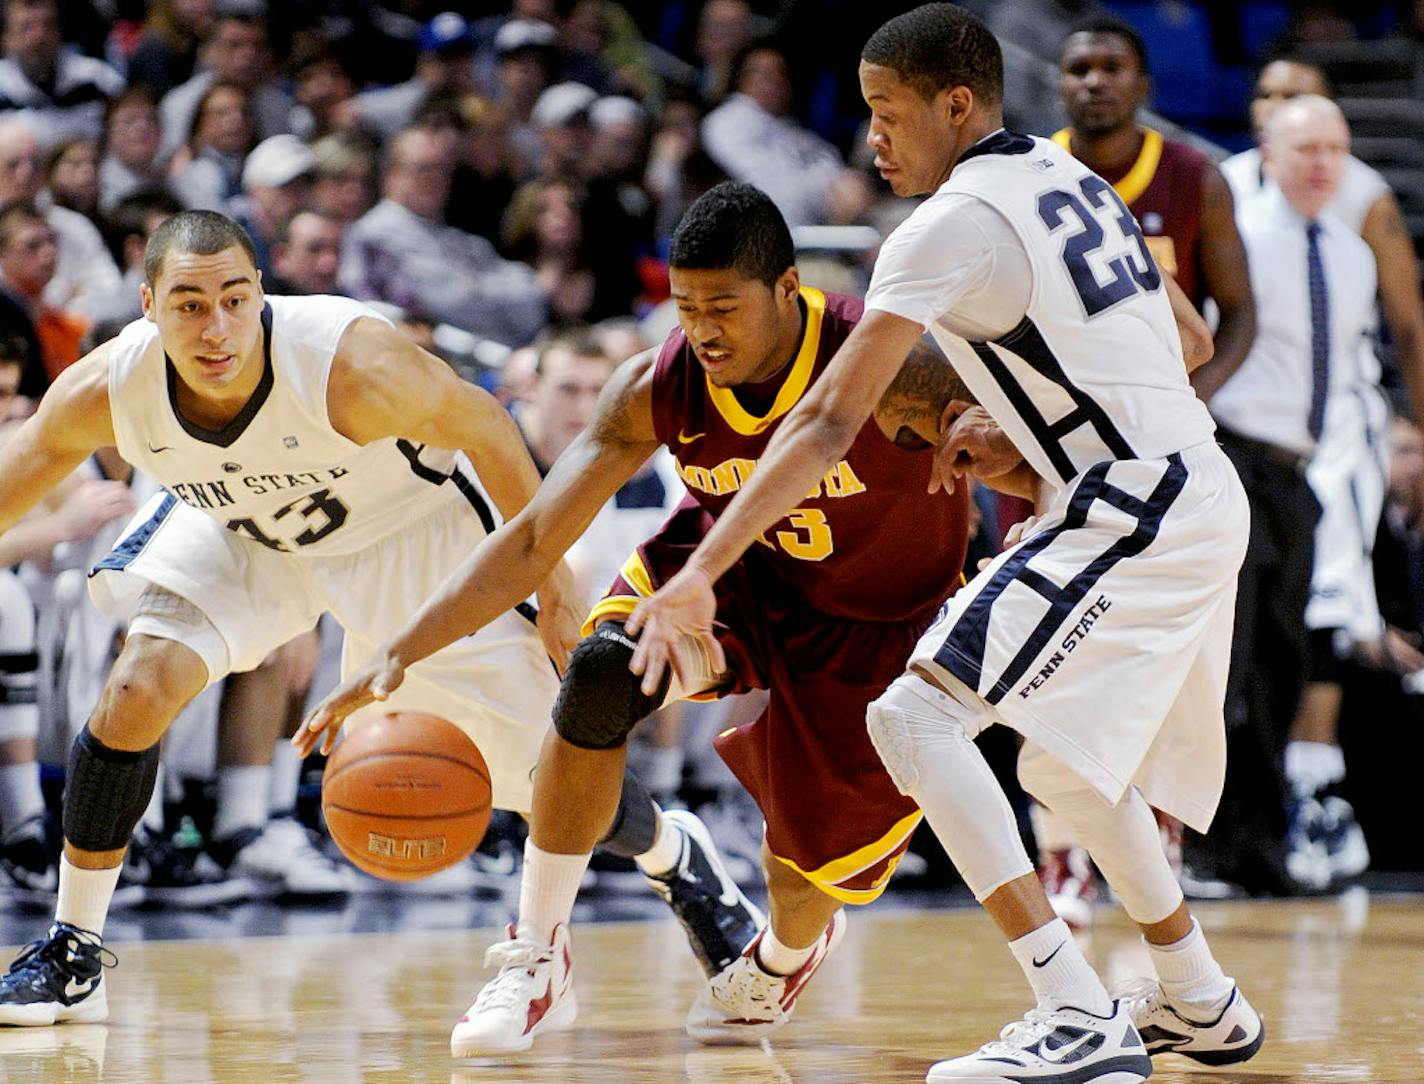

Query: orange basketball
left=321, top=711, right=492, bottom=881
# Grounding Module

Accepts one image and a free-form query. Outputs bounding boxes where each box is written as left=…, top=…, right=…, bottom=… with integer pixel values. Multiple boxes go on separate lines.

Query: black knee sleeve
left=62, top=727, right=160, bottom=852
left=598, top=771, right=660, bottom=857
left=552, top=622, right=670, bottom=750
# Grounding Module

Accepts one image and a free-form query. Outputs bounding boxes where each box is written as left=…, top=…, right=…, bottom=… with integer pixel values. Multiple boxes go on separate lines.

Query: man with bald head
left=1197, top=95, right=1384, bottom=893
left=339, top=125, right=544, bottom=345
left=0, top=119, right=120, bottom=322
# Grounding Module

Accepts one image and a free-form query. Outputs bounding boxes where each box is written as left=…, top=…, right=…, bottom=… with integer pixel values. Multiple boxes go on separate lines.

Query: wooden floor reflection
left=1, top=892, right=1419, bottom=1083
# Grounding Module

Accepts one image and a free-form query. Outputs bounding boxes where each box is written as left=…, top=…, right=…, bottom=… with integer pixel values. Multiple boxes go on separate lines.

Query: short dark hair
left=861, top=4, right=1002, bottom=105
left=143, top=210, right=259, bottom=286
left=536, top=324, right=610, bottom=376
left=0, top=330, right=28, bottom=367
left=1255, top=52, right=1334, bottom=98
left=669, top=182, right=793, bottom=289
left=1060, top=18, right=1150, bottom=74
left=103, top=189, right=184, bottom=266
left=0, top=201, right=47, bottom=250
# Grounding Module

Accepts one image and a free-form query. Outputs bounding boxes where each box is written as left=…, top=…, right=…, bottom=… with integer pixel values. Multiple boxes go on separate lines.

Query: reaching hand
left=625, top=566, right=724, bottom=697
left=56, top=480, right=135, bottom=541
left=930, top=401, right=1024, bottom=494
left=292, top=651, right=407, bottom=757
left=978, top=513, right=1042, bottom=571
left=536, top=569, right=585, bottom=675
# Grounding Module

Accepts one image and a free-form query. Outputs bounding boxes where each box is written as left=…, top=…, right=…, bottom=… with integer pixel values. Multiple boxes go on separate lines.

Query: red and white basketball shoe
left=449, top=923, right=577, bottom=1057
left=1040, top=846, right=1097, bottom=931
left=685, top=911, right=845, bottom=1045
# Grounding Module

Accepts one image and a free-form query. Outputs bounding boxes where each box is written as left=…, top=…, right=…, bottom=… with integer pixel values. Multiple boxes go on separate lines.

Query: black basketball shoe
left=644, top=809, right=764, bottom=977
left=0, top=923, right=114, bottom=1026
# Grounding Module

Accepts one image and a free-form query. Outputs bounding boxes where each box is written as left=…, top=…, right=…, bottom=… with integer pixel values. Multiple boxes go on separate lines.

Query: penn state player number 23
left=1037, top=175, right=1161, bottom=316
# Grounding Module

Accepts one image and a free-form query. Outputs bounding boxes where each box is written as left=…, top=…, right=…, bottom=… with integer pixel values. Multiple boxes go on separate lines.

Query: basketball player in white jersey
left=0, top=211, right=761, bottom=1029
left=628, top=7, right=1263, bottom=1083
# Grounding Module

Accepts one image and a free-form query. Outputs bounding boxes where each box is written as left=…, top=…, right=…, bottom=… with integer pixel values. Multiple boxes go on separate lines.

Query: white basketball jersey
left=870, top=133, right=1215, bottom=488
left=106, top=294, right=496, bottom=557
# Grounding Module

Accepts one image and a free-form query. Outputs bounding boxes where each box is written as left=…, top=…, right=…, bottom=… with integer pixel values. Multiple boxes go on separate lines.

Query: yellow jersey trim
left=1052, top=126, right=1164, bottom=206
left=769, top=809, right=923, bottom=904
left=706, top=286, right=825, bottom=436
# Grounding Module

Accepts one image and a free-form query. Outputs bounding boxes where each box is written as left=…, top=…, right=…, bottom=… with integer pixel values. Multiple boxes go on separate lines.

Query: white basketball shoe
left=685, top=911, right=844, bottom=1045
left=449, top=923, right=577, bottom=1057
left=925, top=1000, right=1152, bottom=1084
left=1118, top=978, right=1264, bottom=1065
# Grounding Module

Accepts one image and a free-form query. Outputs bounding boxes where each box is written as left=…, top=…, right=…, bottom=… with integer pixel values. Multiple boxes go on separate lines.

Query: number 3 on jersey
left=1037, top=175, right=1161, bottom=317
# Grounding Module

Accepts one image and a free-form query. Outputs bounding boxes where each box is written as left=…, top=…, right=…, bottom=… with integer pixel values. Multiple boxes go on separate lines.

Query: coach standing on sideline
left=1197, top=95, right=1378, bottom=893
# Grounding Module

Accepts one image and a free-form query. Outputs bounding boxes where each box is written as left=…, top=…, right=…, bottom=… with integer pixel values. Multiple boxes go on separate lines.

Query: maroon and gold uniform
left=1053, top=127, right=1209, bottom=305
left=586, top=287, right=971, bottom=903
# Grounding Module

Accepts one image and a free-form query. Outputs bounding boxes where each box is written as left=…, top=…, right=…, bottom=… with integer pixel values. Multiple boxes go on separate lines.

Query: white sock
left=212, top=765, right=271, bottom=841
left=517, top=840, right=590, bottom=943
left=1284, top=740, right=1346, bottom=798
left=1146, top=919, right=1234, bottom=1020
left=755, top=923, right=820, bottom=976
left=55, top=857, right=122, bottom=936
left=633, top=809, right=684, bottom=877
left=139, top=762, right=166, bottom=834
left=1008, top=918, right=1112, bottom=1015
left=267, top=739, right=302, bottom=817
left=0, top=762, right=45, bottom=835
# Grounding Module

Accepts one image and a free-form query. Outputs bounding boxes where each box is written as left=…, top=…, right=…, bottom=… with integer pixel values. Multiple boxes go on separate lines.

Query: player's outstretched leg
left=0, top=635, right=207, bottom=1027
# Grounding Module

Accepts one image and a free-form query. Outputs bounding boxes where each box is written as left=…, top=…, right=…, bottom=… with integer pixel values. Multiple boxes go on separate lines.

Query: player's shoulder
left=268, top=293, right=391, bottom=350
left=1159, top=133, right=1212, bottom=174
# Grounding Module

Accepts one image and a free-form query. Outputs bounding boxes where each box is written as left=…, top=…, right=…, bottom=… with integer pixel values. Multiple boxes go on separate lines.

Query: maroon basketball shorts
left=585, top=503, right=930, bottom=904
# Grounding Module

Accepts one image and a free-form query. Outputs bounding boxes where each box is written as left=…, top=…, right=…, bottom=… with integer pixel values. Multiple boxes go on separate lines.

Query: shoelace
left=8, top=928, right=118, bottom=978
left=711, top=957, right=782, bottom=1016
left=1113, top=977, right=1161, bottom=1015
left=473, top=939, right=555, bottom=1011
left=986, top=1007, right=1062, bottom=1053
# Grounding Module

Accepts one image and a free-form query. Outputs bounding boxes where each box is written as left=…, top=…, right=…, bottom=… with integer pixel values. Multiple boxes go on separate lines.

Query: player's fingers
left=704, top=630, right=727, bottom=675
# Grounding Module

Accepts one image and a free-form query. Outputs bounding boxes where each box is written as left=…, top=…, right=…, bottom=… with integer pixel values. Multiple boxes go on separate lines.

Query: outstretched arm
left=296, top=345, right=663, bottom=753
left=626, top=309, right=926, bottom=692
left=1362, top=191, right=1424, bottom=426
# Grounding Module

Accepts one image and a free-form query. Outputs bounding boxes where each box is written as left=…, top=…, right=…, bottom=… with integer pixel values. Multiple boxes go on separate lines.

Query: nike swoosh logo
left=64, top=975, right=97, bottom=999
left=147, top=442, right=173, bottom=453
left=1040, top=1032, right=1097, bottom=1064
left=677, top=430, right=706, bottom=444
left=1032, top=942, right=1065, bottom=968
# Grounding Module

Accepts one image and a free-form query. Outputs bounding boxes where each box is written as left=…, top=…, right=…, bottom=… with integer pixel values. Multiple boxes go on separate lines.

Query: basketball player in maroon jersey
left=1056, top=19, right=1255, bottom=404
left=301, top=182, right=999, bottom=1052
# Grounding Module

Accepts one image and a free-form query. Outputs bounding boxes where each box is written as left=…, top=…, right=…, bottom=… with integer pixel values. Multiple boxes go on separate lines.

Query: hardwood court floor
left=1, top=893, right=1419, bottom=1083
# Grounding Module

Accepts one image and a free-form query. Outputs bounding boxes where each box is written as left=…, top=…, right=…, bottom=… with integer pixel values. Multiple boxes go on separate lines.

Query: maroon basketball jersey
left=650, top=287, right=969, bottom=624
left=1054, top=127, right=1209, bottom=306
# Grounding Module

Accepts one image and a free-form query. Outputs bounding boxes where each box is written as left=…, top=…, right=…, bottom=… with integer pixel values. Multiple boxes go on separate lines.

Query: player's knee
left=62, top=726, right=160, bottom=852
left=866, top=674, right=967, bottom=795
left=553, top=622, right=670, bottom=750
left=95, top=635, right=206, bottom=745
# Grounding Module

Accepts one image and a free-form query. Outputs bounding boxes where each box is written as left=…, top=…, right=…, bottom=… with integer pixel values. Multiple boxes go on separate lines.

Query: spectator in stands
left=227, top=133, right=314, bottom=278
left=692, top=0, right=755, bottom=104
left=988, top=0, right=1106, bottom=134
left=0, top=202, right=86, bottom=380
left=344, top=12, right=479, bottom=144
left=90, top=189, right=183, bottom=327
left=44, top=135, right=99, bottom=221
left=99, top=86, right=167, bottom=211
left=286, top=42, right=356, bottom=141
left=503, top=175, right=640, bottom=325
left=169, top=80, right=255, bottom=210
left=701, top=40, right=869, bottom=226
left=309, top=131, right=375, bottom=225
left=126, top=0, right=214, bottom=99
left=158, top=12, right=292, bottom=163
left=446, top=95, right=519, bottom=244
left=491, top=17, right=560, bottom=169
left=0, top=118, right=121, bottom=322
left=0, top=0, right=123, bottom=144
left=566, top=0, right=658, bottom=99
left=340, top=125, right=545, bottom=345
left=270, top=209, right=342, bottom=296
left=646, top=90, right=726, bottom=241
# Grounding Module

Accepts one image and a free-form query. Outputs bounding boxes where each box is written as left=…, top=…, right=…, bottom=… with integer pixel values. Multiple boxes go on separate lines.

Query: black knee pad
left=62, top=727, right=160, bottom=852
left=598, top=770, right=660, bottom=857
left=553, top=622, right=669, bottom=750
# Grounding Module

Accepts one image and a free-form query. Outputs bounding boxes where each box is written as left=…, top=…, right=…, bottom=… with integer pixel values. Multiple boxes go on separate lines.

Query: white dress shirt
left=1211, top=184, right=1378, bottom=456
left=1221, top=148, right=1389, bottom=235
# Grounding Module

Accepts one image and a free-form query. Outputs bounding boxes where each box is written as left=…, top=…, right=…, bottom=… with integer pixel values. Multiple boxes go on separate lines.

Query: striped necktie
left=1306, top=221, right=1329, bottom=441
